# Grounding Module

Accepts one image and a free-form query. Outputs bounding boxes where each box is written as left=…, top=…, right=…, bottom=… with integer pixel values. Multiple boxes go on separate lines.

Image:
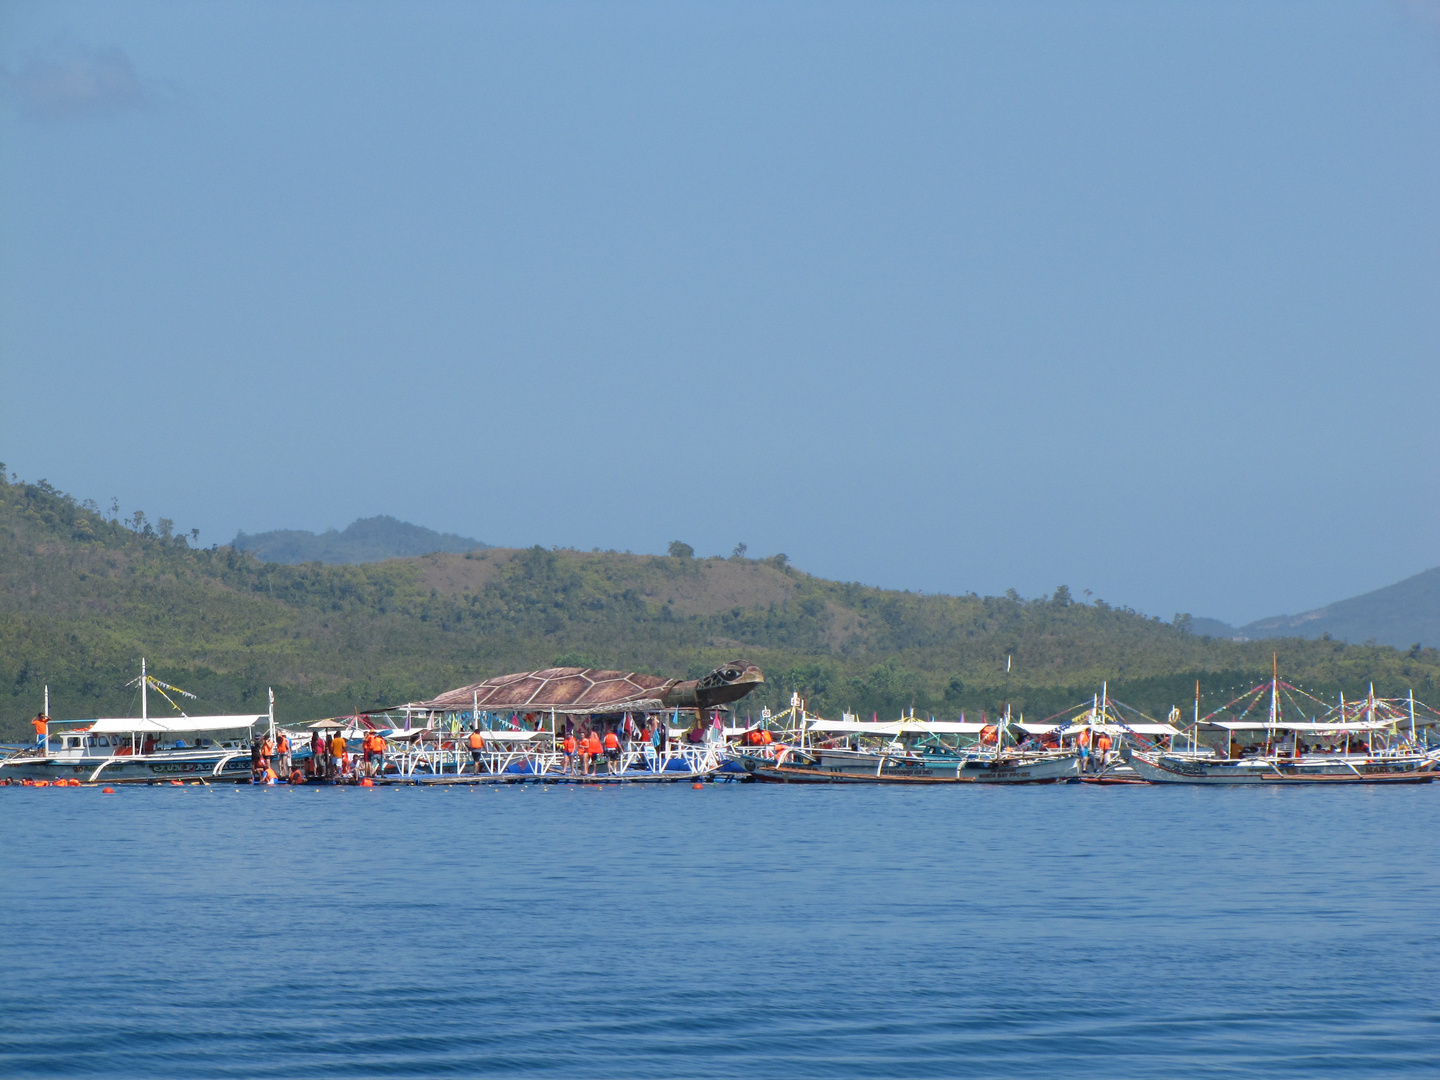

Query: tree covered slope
left=233, top=515, right=488, bottom=564
left=3, top=469, right=1437, bottom=740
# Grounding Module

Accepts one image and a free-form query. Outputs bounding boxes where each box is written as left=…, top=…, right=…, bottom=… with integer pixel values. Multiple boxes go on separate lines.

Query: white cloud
left=4, top=44, right=149, bottom=121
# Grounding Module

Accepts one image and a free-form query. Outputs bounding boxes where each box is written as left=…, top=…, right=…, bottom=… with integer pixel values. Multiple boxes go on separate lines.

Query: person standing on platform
left=577, top=727, right=593, bottom=776
left=468, top=727, right=486, bottom=773
left=330, top=731, right=347, bottom=780
left=276, top=731, right=292, bottom=777
left=603, top=728, right=620, bottom=773
left=563, top=731, right=578, bottom=774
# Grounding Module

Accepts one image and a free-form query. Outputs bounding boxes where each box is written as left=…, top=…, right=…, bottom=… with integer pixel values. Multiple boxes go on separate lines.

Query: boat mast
left=1194, top=680, right=1200, bottom=756
left=1410, top=689, right=1416, bottom=746
left=1268, top=654, right=1278, bottom=755
left=1368, top=683, right=1375, bottom=756
left=141, top=657, right=148, bottom=722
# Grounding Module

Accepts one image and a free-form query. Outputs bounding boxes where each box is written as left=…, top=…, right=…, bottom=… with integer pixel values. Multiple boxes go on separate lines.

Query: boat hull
left=1127, top=750, right=1438, bottom=785
left=734, top=749, right=1080, bottom=784
left=0, top=752, right=254, bottom=784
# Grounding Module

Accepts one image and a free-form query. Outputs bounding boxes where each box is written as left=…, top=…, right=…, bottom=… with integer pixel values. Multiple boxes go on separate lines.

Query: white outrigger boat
left=0, top=662, right=271, bottom=785
left=732, top=696, right=1083, bottom=783
left=1125, top=663, right=1440, bottom=785
left=1012, top=684, right=1184, bottom=784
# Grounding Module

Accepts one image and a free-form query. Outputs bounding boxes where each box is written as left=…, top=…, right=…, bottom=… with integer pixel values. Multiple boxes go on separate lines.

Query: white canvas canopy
left=84, top=715, right=265, bottom=734
left=1205, top=719, right=1394, bottom=733
left=807, top=719, right=989, bottom=736
left=469, top=730, right=544, bottom=741
left=1016, top=722, right=1179, bottom=736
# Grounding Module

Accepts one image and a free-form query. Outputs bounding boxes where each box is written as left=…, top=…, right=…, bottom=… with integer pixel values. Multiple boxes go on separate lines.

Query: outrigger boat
left=1125, top=661, right=1440, bottom=785
left=732, top=696, right=1083, bottom=783
left=1011, top=684, right=1184, bottom=784
left=0, top=662, right=271, bottom=785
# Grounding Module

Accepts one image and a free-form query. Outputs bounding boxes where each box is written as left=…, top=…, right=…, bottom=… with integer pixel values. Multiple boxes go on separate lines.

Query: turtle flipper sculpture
left=417, top=661, right=763, bottom=714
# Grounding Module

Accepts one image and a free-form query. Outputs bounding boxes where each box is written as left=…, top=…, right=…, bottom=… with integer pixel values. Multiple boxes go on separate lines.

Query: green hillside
left=233, top=515, right=488, bottom=564
left=3, top=467, right=1439, bottom=741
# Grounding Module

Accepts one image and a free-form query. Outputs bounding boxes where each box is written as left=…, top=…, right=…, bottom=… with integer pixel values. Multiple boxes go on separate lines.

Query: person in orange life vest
left=467, top=728, right=486, bottom=771
left=31, top=714, right=48, bottom=744
left=275, top=731, right=292, bottom=775
left=577, top=728, right=594, bottom=775
left=330, top=732, right=347, bottom=778
left=603, top=729, right=620, bottom=770
left=371, top=732, right=387, bottom=773
left=1095, top=731, right=1113, bottom=770
left=586, top=731, right=603, bottom=774
left=1076, top=728, right=1092, bottom=771
left=563, top=732, right=578, bottom=773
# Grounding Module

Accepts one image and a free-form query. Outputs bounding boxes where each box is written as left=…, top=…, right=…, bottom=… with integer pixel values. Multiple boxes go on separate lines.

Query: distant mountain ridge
left=1194, top=565, right=1440, bottom=650
left=233, top=516, right=488, bottom=564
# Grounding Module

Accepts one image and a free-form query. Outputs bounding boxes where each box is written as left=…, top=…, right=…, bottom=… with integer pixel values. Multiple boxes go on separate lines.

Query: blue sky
left=2, top=1, right=1437, bottom=625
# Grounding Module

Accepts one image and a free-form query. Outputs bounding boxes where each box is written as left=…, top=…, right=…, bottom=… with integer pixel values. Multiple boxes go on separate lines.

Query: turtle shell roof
left=420, top=668, right=678, bottom=713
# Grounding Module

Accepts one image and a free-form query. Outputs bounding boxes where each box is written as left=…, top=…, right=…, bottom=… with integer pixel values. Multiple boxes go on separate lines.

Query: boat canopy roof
left=383, top=727, right=546, bottom=741
left=808, top=719, right=988, bottom=735
left=468, top=729, right=544, bottom=741
left=84, top=715, right=265, bottom=734
left=1016, top=722, right=1180, bottom=736
left=1203, top=719, right=1396, bottom=732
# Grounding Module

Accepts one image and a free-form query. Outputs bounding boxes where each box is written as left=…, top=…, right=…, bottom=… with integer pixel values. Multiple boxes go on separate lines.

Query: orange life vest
left=564, top=736, right=577, bottom=754
left=604, top=732, right=619, bottom=750
left=760, top=730, right=773, bottom=744
left=468, top=732, right=484, bottom=750
left=588, top=733, right=602, bottom=755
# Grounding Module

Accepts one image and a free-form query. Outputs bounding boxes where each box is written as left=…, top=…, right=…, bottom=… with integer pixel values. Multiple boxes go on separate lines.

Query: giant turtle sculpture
left=417, top=661, right=764, bottom=715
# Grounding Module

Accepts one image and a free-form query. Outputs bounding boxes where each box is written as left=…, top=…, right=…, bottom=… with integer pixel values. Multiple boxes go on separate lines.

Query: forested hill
left=3, top=469, right=1438, bottom=741
left=233, top=516, right=488, bottom=564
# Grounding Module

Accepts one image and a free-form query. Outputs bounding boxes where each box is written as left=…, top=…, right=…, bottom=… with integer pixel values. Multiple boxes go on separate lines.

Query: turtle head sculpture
left=661, top=661, right=765, bottom=710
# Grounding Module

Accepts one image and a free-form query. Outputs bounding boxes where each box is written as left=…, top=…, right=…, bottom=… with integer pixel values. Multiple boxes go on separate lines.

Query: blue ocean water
left=1, top=782, right=1436, bottom=1078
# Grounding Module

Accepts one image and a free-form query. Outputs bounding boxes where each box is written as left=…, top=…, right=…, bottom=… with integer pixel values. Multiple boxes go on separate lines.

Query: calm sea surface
left=1, top=782, right=1436, bottom=1078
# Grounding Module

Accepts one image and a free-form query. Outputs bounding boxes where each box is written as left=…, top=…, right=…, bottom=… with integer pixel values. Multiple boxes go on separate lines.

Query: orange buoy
left=360, top=778, right=374, bottom=787
left=169, top=780, right=183, bottom=786
left=102, top=787, right=115, bottom=793
left=692, top=782, right=704, bottom=789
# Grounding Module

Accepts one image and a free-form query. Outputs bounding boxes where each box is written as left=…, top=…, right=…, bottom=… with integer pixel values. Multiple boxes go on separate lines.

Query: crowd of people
left=559, top=714, right=670, bottom=775
left=236, top=710, right=745, bottom=784
left=243, top=728, right=390, bottom=784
